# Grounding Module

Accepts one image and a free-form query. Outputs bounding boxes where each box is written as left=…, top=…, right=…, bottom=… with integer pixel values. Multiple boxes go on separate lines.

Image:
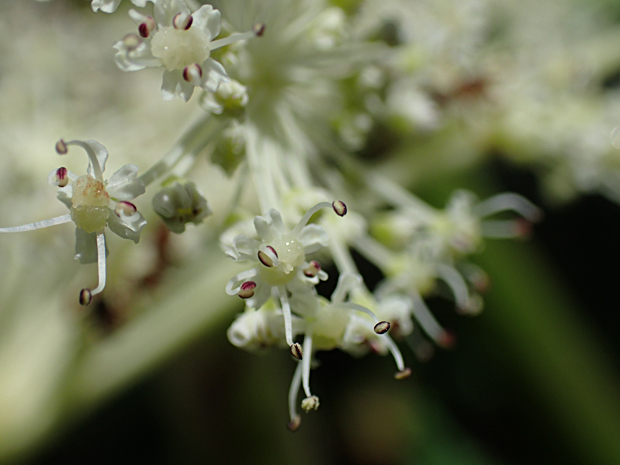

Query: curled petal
left=298, top=224, right=330, bottom=254
left=161, top=69, right=195, bottom=102
left=254, top=209, right=286, bottom=242
left=113, top=36, right=159, bottom=72
left=154, top=0, right=190, bottom=28
left=225, top=235, right=261, bottom=261
left=107, top=164, right=146, bottom=200
left=91, top=0, right=122, bottom=13
left=200, top=58, right=230, bottom=93
left=107, top=208, right=147, bottom=243
left=56, top=185, right=74, bottom=210
left=192, top=4, right=221, bottom=41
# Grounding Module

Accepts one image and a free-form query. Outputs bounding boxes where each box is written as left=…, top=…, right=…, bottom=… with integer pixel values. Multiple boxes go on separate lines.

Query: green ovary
left=150, top=27, right=210, bottom=71
left=71, top=175, right=110, bottom=233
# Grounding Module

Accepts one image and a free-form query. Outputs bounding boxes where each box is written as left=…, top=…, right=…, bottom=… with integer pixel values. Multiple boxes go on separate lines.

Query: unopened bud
left=374, top=321, right=391, bottom=334
left=152, top=179, right=211, bottom=233
left=79, top=288, right=92, bottom=306
left=238, top=281, right=256, bottom=299
left=290, top=342, right=303, bottom=360
left=394, top=367, right=412, bottom=380
left=332, top=200, right=347, bottom=217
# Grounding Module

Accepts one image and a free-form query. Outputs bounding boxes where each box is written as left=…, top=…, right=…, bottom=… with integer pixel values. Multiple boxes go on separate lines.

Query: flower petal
left=113, top=37, right=159, bottom=72
left=161, top=69, right=194, bottom=102
left=200, top=58, right=230, bottom=93
left=225, top=235, right=261, bottom=261
left=298, top=224, right=330, bottom=254
left=107, top=164, right=146, bottom=200
left=154, top=0, right=189, bottom=27
left=254, top=209, right=286, bottom=242
left=91, top=0, right=122, bottom=13
left=107, top=208, right=147, bottom=243
left=79, top=140, right=109, bottom=179
left=193, top=4, right=221, bottom=41
left=56, top=185, right=73, bottom=211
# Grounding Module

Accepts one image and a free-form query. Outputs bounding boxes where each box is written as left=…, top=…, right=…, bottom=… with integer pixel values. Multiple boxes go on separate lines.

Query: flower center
left=259, top=234, right=305, bottom=286
left=150, top=26, right=210, bottom=71
left=71, top=175, right=110, bottom=233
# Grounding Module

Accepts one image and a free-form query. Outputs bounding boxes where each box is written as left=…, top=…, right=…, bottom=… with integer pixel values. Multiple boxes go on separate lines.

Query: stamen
left=290, top=342, right=303, bottom=361
left=278, top=285, right=295, bottom=348
left=332, top=200, right=347, bottom=217
left=79, top=288, right=92, bottom=306
left=209, top=28, right=262, bottom=51
left=183, top=63, right=203, bottom=83
left=0, top=214, right=72, bottom=233
left=411, top=294, right=454, bottom=348
left=55, top=139, right=68, bottom=154
left=383, top=334, right=409, bottom=376
left=474, top=192, right=543, bottom=222
left=436, top=264, right=470, bottom=311
left=114, top=201, right=137, bottom=217
left=55, top=167, right=69, bottom=187
left=394, top=368, right=412, bottom=380
left=258, top=246, right=278, bottom=267
left=89, top=232, right=107, bottom=298
left=301, top=331, right=313, bottom=398
left=121, top=33, right=143, bottom=51
left=173, top=12, right=193, bottom=30
left=291, top=201, right=332, bottom=236
left=63, top=140, right=104, bottom=182
left=238, top=281, right=256, bottom=299
left=138, top=16, right=156, bottom=38
left=481, top=219, right=533, bottom=238
left=301, top=395, right=320, bottom=412
left=225, top=269, right=258, bottom=296
left=288, top=362, right=303, bottom=429
left=253, top=23, right=266, bottom=37
left=374, top=321, right=391, bottom=334
left=303, top=261, right=321, bottom=278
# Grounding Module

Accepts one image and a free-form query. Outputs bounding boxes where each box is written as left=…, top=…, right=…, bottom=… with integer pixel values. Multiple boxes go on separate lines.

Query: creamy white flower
left=1, top=140, right=146, bottom=305
left=91, top=0, right=153, bottom=14
left=113, top=0, right=261, bottom=101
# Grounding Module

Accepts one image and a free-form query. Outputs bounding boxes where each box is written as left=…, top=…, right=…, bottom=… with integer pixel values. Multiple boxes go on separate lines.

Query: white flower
left=224, top=201, right=347, bottom=357
left=91, top=0, right=153, bottom=14
left=1, top=139, right=147, bottom=305
left=113, top=0, right=262, bottom=101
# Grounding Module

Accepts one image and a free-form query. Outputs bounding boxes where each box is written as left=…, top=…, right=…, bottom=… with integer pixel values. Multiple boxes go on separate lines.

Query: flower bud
left=152, top=179, right=212, bottom=233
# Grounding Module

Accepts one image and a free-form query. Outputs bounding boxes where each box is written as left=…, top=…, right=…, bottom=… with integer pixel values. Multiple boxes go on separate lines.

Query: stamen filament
left=90, top=232, right=107, bottom=296
left=0, top=214, right=72, bottom=233
left=474, top=193, right=542, bottom=222
left=288, top=362, right=303, bottom=426
left=383, top=334, right=405, bottom=372
left=210, top=30, right=258, bottom=51
left=66, top=140, right=104, bottom=181
left=278, top=285, right=295, bottom=347
left=226, top=268, right=259, bottom=295
left=301, top=330, right=313, bottom=398
left=292, top=202, right=332, bottom=237
left=436, top=264, right=470, bottom=310
left=411, top=293, right=451, bottom=347
left=340, top=302, right=379, bottom=323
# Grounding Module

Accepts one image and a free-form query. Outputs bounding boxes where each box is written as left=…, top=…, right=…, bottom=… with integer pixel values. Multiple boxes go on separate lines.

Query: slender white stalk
left=328, top=236, right=358, bottom=275
left=368, top=173, right=437, bottom=221
left=474, top=193, right=542, bottom=221
left=340, top=302, right=379, bottom=323
left=90, top=233, right=107, bottom=296
left=411, top=292, right=448, bottom=345
left=67, top=140, right=103, bottom=181
left=383, top=334, right=405, bottom=372
left=225, top=268, right=258, bottom=295
left=436, top=264, right=469, bottom=310
left=278, top=285, right=294, bottom=347
left=0, top=214, right=72, bottom=233
left=301, top=329, right=313, bottom=398
left=288, top=361, right=303, bottom=423
left=210, top=30, right=257, bottom=50
left=292, top=202, right=331, bottom=236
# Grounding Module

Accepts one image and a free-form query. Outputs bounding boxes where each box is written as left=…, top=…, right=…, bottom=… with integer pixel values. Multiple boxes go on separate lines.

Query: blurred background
left=2, top=0, right=620, bottom=464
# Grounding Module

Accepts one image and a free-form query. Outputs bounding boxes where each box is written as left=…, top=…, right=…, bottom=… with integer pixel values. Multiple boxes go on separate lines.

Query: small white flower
left=113, top=0, right=262, bottom=101
left=1, top=139, right=147, bottom=305
left=91, top=0, right=153, bottom=14
left=224, top=201, right=347, bottom=357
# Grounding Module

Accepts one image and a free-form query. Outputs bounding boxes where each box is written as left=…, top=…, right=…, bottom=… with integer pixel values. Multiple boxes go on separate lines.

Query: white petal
left=107, top=164, right=146, bottom=200
left=193, top=5, right=221, bottom=41
left=254, top=209, right=286, bottom=242
left=200, top=58, right=230, bottom=93
left=107, top=209, right=147, bottom=243
left=154, top=0, right=189, bottom=27
left=113, top=38, right=158, bottom=72
left=298, top=224, right=329, bottom=254
left=161, top=70, right=194, bottom=102
left=75, top=228, right=106, bottom=264
left=131, top=0, right=149, bottom=6
left=91, top=0, right=122, bottom=13
left=56, top=185, right=73, bottom=210
left=78, top=140, right=109, bottom=178
left=225, top=235, right=261, bottom=261
left=245, top=280, right=272, bottom=309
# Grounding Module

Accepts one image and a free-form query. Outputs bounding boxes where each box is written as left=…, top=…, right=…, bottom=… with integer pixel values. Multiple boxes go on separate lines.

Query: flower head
left=113, top=0, right=262, bottom=101
left=1, top=139, right=147, bottom=305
